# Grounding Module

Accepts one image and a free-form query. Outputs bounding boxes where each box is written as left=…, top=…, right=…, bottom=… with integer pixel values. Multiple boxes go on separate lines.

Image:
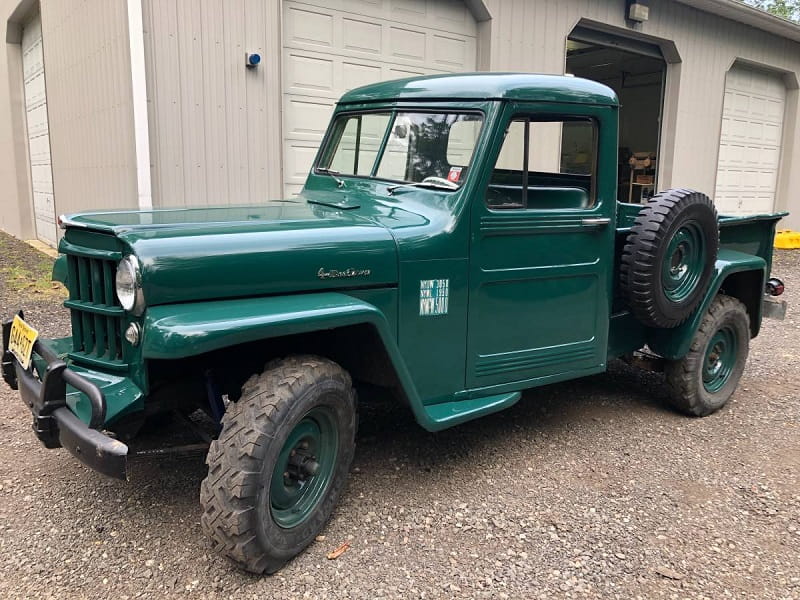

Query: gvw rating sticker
left=419, top=279, right=449, bottom=316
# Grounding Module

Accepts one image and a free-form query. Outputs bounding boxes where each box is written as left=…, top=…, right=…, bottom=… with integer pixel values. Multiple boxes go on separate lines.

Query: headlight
left=115, top=255, right=144, bottom=314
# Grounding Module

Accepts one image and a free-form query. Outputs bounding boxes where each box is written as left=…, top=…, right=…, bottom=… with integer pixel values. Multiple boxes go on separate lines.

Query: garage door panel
left=28, top=132, right=51, bottom=161
left=286, top=54, right=335, bottom=93
left=390, top=0, right=476, bottom=35
left=285, top=97, right=336, bottom=138
left=285, top=1, right=477, bottom=59
left=717, top=143, right=743, bottom=167
left=342, top=18, right=383, bottom=54
left=715, top=192, right=775, bottom=215
left=285, top=53, right=452, bottom=106
left=285, top=6, right=335, bottom=47
left=26, top=103, right=50, bottom=134
left=342, top=61, right=383, bottom=90
left=30, top=163, right=53, bottom=188
left=432, top=34, right=473, bottom=68
left=389, top=26, right=426, bottom=61
left=300, top=0, right=478, bottom=37
left=22, top=43, right=44, bottom=78
left=23, top=72, right=47, bottom=107
left=715, top=65, right=785, bottom=216
left=282, top=0, right=477, bottom=195
left=286, top=145, right=323, bottom=179
left=22, top=14, right=57, bottom=246
left=721, top=146, right=779, bottom=171
left=287, top=22, right=471, bottom=71
left=27, top=132, right=50, bottom=161
left=33, top=192, right=55, bottom=218
left=430, top=0, right=475, bottom=28
left=765, top=99, right=784, bottom=121
left=285, top=54, right=389, bottom=100
left=763, top=123, right=781, bottom=145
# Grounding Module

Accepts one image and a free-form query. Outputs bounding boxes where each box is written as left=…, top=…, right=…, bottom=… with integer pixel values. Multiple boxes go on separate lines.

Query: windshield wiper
left=316, top=167, right=345, bottom=188
left=386, top=179, right=459, bottom=196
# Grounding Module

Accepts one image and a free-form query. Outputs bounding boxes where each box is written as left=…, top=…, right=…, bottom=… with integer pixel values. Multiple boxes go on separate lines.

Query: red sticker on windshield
left=447, top=167, right=463, bottom=183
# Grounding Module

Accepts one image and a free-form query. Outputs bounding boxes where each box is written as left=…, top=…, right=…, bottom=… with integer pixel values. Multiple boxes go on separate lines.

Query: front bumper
left=2, top=316, right=128, bottom=480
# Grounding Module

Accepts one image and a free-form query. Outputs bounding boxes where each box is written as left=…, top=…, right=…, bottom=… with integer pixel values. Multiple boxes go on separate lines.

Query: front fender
left=647, top=249, right=765, bottom=360
left=142, top=292, right=403, bottom=359
left=141, top=293, right=442, bottom=431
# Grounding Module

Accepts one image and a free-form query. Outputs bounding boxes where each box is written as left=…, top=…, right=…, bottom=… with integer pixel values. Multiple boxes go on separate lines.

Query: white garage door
left=282, top=0, right=477, bottom=195
left=714, top=64, right=786, bottom=215
left=22, top=14, right=57, bottom=246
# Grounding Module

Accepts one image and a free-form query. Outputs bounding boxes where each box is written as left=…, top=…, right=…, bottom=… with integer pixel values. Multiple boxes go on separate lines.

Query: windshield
left=317, top=111, right=483, bottom=189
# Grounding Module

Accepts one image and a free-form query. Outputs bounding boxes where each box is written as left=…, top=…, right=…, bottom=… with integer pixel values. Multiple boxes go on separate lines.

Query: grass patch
left=1, top=261, right=67, bottom=298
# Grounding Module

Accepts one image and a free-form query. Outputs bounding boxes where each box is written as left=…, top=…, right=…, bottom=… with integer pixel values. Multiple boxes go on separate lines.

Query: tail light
left=766, top=278, right=785, bottom=296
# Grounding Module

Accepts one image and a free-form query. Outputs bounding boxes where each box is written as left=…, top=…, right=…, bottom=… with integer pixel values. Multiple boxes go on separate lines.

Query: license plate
left=8, top=315, right=38, bottom=371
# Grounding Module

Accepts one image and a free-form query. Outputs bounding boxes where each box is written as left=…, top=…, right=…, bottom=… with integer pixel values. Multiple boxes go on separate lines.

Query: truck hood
left=62, top=201, right=399, bottom=306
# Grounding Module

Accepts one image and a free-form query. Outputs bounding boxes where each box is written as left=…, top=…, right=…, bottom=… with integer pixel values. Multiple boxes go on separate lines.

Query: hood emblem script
left=317, top=267, right=372, bottom=280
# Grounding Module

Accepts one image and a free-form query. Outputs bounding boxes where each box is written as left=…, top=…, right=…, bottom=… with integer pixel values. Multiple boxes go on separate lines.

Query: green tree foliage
left=742, top=0, right=800, bottom=22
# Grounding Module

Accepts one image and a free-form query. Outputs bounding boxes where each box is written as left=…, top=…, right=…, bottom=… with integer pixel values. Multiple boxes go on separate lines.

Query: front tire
left=664, top=295, right=750, bottom=416
left=200, top=355, right=357, bottom=574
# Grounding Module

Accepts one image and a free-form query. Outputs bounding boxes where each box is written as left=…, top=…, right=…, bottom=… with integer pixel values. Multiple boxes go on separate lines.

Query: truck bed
left=616, top=201, right=785, bottom=274
left=609, top=202, right=786, bottom=359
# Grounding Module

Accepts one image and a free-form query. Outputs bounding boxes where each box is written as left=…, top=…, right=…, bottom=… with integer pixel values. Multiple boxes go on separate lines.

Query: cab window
left=328, top=113, right=392, bottom=176
left=319, top=111, right=483, bottom=189
left=487, top=116, right=597, bottom=210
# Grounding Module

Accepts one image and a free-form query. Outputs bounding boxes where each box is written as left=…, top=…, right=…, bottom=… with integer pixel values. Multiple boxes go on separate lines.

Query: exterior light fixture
left=628, top=3, right=649, bottom=22
left=124, top=322, right=141, bottom=347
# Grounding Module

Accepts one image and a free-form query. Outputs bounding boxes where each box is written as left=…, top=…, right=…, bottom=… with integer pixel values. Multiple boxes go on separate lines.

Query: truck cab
left=2, top=73, right=786, bottom=574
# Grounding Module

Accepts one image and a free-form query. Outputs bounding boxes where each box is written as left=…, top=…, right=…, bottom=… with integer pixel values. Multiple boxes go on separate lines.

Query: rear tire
left=200, top=355, right=356, bottom=574
left=664, top=295, right=750, bottom=416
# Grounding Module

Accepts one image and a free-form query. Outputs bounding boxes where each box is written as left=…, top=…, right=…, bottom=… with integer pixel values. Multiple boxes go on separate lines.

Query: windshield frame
left=314, top=108, right=486, bottom=191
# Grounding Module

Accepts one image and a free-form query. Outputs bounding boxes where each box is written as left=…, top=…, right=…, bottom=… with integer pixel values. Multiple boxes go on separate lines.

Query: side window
left=486, top=116, right=596, bottom=210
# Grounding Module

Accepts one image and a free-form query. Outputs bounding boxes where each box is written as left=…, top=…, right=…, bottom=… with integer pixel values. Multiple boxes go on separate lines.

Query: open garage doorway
left=566, top=28, right=666, bottom=203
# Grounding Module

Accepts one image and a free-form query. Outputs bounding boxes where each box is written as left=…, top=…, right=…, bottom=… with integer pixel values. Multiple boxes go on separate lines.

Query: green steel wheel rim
left=702, top=326, right=738, bottom=393
left=662, top=222, right=706, bottom=303
left=269, top=406, right=339, bottom=529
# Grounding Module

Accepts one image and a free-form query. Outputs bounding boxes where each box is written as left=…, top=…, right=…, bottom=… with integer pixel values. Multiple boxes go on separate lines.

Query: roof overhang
left=673, top=0, right=800, bottom=43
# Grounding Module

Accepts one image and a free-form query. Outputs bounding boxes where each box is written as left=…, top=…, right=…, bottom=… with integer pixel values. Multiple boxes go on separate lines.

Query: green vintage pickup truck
left=2, top=73, right=788, bottom=573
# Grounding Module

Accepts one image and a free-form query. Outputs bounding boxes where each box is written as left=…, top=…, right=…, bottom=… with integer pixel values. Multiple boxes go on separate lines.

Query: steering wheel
left=421, top=176, right=459, bottom=189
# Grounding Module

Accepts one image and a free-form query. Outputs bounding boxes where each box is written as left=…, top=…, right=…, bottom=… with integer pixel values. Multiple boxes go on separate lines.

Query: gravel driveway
left=1, top=231, right=798, bottom=599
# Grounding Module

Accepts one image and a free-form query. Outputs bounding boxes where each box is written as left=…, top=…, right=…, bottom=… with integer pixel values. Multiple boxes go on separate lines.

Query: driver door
left=466, top=103, right=616, bottom=389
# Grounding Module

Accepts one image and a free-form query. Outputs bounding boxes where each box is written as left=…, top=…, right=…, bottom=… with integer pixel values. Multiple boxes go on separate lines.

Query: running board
left=422, top=392, right=521, bottom=431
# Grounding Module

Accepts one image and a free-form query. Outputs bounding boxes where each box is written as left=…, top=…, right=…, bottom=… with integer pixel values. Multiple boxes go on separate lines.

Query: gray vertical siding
left=40, top=0, right=138, bottom=216
left=142, top=0, right=283, bottom=208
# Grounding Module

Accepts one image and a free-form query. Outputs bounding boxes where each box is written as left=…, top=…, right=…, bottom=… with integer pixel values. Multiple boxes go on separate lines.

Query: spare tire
left=620, top=189, right=719, bottom=329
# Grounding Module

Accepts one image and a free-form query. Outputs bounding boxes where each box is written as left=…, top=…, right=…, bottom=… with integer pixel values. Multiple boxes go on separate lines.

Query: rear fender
left=647, top=249, right=765, bottom=360
left=142, top=293, right=438, bottom=430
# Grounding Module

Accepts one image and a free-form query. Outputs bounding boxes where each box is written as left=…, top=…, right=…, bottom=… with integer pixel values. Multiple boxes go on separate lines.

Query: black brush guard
left=2, top=315, right=128, bottom=480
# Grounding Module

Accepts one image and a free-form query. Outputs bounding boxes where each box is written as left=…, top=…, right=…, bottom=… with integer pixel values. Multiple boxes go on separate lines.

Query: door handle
left=581, top=217, right=611, bottom=227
